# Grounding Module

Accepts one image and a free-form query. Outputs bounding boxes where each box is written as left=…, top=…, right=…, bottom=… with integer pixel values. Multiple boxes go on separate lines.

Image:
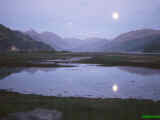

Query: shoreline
left=1, top=90, right=160, bottom=119
left=1, top=52, right=160, bottom=69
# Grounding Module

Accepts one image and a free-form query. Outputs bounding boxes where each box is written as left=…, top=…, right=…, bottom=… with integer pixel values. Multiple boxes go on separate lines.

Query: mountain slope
left=74, top=37, right=109, bottom=52
left=0, top=25, right=54, bottom=51
left=106, top=29, right=160, bottom=52
left=26, top=30, right=68, bottom=50
left=25, top=28, right=160, bottom=52
left=26, top=30, right=109, bottom=52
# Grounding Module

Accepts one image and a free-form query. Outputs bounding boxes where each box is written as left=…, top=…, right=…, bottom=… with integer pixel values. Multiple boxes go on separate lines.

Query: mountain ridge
left=106, top=29, right=160, bottom=52
left=0, top=24, right=54, bottom=51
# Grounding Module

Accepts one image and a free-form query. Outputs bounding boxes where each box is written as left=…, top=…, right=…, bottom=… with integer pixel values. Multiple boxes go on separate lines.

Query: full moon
left=112, top=84, right=118, bottom=92
left=112, top=12, right=119, bottom=20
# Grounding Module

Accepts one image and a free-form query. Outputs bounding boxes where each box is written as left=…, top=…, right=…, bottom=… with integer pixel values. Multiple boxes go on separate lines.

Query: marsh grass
left=0, top=90, right=160, bottom=120
left=1, top=52, right=160, bottom=68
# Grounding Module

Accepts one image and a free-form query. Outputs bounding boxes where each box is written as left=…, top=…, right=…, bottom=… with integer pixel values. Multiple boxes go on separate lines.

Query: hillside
left=0, top=25, right=54, bottom=51
left=26, top=30, right=89, bottom=51
left=106, top=29, right=160, bottom=52
left=25, top=28, right=160, bottom=52
left=74, top=37, right=109, bottom=52
left=26, top=30, right=68, bottom=50
left=26, top=30, right=109, bottom=52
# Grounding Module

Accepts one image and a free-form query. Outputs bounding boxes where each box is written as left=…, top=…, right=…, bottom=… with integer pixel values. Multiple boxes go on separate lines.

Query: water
left=0, top=64, right=160, bottom=100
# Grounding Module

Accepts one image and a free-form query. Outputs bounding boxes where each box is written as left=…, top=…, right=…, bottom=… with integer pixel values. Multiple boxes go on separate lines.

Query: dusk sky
left=0, top=0, right=160, bottom=39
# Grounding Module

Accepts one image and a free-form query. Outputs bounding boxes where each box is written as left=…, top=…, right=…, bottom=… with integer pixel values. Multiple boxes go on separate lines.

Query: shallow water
left=0, top=64, right=160, bottom=100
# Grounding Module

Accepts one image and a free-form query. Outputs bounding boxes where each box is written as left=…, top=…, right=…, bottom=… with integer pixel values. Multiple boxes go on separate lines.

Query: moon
left=112, top=84, right=118, bottom=92
left=112, top=12, right=119, bottom=20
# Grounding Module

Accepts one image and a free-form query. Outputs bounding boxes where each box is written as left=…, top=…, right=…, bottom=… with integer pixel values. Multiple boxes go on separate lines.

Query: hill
left=26, top=30, right=109, bottom=52
left=0, top=24, right=54, bottom=51
left=25, top=28, right=160, bottom=53
left=106, top=29, right=160, bottom=52
left=25, top=30, right=68, bottom=50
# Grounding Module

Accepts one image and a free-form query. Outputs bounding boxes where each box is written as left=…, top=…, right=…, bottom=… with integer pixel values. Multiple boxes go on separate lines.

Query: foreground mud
left=0, top=90, right=160, bottom=120
left=2, top=109, right=62, bottom=120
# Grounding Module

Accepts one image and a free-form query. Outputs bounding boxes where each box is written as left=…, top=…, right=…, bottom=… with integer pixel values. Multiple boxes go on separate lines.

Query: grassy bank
left=1, top=51, right=160, bottom=68
left=76, top=53, right=160, bottom=68
left=0, top=90, right=160, bottom=120
left=0, top=51, right=75, bottom=67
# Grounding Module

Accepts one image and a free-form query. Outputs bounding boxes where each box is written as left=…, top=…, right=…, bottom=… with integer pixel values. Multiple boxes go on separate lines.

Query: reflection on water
left=119, top=66, right=160, bottom=76
left=0, top=67, right=57, bottom=80
left=0, top=64, right=160, bottom=100
left=0, top=68, right=22, bottom=80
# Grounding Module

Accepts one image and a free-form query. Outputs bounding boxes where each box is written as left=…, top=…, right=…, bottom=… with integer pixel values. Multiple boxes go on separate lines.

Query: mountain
left=0, top=24, right=54, bottom=51
left=26, top=30, right=109, bottom=52
left=106, top=29, right=160, bottom=52
left=62, top=38, right=86, bottom=51
left=26, top=30, right=87, bottom=51
left=74, top=37, right=109, bottom=52
left=25, top=28, right=160, bottom=52
left=26, top=30, right=68, bottom=50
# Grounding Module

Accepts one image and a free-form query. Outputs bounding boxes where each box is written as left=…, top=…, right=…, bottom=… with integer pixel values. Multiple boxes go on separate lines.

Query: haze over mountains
left=25, top=30, right=109, bottom=52
left=1, top=24, right=160, bottom=52
left=26, top=28, right=160, bottom=52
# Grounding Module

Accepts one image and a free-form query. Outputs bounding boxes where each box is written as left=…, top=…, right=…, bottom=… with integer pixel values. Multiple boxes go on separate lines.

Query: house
left=10, top=45, right=19, bottom=51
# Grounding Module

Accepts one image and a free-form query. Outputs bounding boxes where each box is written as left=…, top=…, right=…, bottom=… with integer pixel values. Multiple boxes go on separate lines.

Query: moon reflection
left=112, top=12, right=119, bottom=20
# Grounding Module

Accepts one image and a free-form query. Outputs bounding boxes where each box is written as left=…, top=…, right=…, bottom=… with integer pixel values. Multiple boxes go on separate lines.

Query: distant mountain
left=0, top=24, right=54, bottom=51
left=26, top=30, right=68, bottom=50
left=25, top=28, right=160, bottom=52
left=26, top=30, right=89, bottom=51
left=74, top=37, right=109, bottom=52
left=26, top=30, right=109, bottom=52
left=106, top=29, right=160, bottom=52
left=62, top=38, right=86, bottom=51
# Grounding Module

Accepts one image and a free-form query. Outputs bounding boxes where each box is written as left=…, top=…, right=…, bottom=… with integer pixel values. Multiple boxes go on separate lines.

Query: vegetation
left=0, top=90, right=160, bottom=120
left=76, top=53, right=160, bottom=68
left=105, top=29, right=160, bottom=52
left=0, top=24, right=54, bottom=51
left=0, top=52, right=160, bottom=68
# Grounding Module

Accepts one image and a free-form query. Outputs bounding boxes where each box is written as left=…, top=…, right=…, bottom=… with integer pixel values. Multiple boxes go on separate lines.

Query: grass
left=75, top=53, right=160, bottom=69
left=0, top=90, right=160, bottom=120
left=0, top=51, right=75, bottom=67
left=1, top=51, right=160, bottom=68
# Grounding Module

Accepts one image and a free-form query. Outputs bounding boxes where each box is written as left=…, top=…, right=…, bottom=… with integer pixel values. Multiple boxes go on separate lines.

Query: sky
left=0, top=0, right=160, bottom=39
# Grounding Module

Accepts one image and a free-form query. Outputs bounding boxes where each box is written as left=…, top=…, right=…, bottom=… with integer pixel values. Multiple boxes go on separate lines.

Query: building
left=10, top=45, right=19, bottom=51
